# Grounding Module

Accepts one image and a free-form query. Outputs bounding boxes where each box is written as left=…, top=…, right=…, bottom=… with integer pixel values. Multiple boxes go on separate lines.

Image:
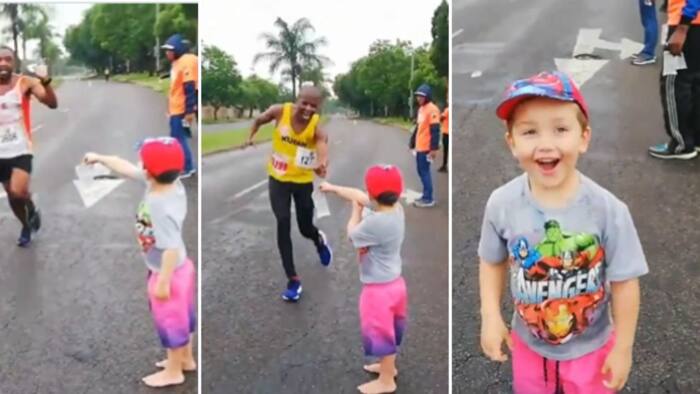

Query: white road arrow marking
left=554, top=58, right=608, bottom=87
left=471, top=70, right=483, bottom=78
left=452, top=28, right=464, bottom=39
left=73, top=164, right=124, bottom=208
left=401, top=189, right=423, bottom=205
left=573, top=28, right=643, bottom=59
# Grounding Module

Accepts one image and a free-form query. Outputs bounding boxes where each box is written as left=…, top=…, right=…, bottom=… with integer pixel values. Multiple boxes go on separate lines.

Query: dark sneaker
left=17, top=227, right=31, bottom=247
left=413, top=198, right=436, bottom=208
left=317, top=230, right=332, bottom=267
left=282, top=280, right=302, bottom=302
left=632, top=54, right=656, bottom=66
left=438, top=166, right=448, bottom=173
left=648, top=142, right=698, bottom=159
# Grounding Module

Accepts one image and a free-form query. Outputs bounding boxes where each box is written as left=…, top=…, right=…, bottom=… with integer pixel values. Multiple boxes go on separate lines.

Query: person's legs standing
left=634, top=0, right=658, bottom=64
left=169, top=115, right=195, bottom=174
left=441, top=134, right=449, bottom=171
left=652, top=69, right=697, bottom=158
left=415, top=152, right=433, bottom=203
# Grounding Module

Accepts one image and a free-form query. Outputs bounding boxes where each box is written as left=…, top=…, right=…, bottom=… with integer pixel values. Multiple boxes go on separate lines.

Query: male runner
left=246, top=86, right=332, bottom=302
left=0, top=46, right=57, bottom=246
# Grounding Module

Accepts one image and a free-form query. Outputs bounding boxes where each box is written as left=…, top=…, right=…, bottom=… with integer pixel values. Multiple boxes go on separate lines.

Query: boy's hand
left=319, top=181, right=335, bottom=193
left=668, top=26, right=688, bottom=56
left=153, top=277, right=171, bottom=300
left=602, top=345, right=632, bottom=391
left=82, top=152, right=102, bottom=165
left=480, top=316, right=512, bottom=362
left=429, top=150, right=439, bottom=160
left=185, top=112, right=196, bottom=125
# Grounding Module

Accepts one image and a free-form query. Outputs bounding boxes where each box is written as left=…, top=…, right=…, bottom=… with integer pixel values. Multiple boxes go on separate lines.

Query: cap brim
left=414, top=92, right=427, bottom=97
left=496, top=92, right=575, bottom=120
left=161, top=45, right=175, bottom=50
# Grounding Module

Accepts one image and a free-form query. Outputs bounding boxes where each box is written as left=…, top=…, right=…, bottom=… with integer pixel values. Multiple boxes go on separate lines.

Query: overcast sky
left=201, top=0, right=443, bottom=81
left=0, top=3, right=90, bottom=57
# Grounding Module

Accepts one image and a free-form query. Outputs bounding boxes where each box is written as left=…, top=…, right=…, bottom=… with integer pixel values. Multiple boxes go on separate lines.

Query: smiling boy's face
left=505, top=97, right=590, bottom=191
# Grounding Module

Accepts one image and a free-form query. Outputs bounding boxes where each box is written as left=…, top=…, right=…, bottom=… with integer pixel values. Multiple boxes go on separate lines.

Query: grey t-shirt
left=136, top=180, right=188, bottom=272
left=478, top=173, right=648, bottom=360
left=349, top=204, right=405, bottom=284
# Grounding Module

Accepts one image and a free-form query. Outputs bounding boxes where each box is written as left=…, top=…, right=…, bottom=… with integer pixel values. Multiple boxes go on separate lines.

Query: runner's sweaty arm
left=314, top=125, right=329, bottom=178
left=247, top=104, right=283, bottom=145
left=24, top=67, right=57, bottom=109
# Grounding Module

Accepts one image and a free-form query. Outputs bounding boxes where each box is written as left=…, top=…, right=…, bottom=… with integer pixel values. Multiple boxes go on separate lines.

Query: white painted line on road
left=554, top=58, right=608, bottom=87
left=401, top=189, right=423, bottom=205
left=88, top=81, right=93, bottom=88
left=334, top=140, right=342, bottom=145
left=661, top=24, right=668, bottom=46
left=58, top=108, right=70, bottom=113
left=32, top=124, right=43, bottom=133
left=73, top=179, right=125, bottom=208
left=452, top=28, right=463, bottom=39
left=232, top=179, right=267, bottom=200
left=471, top=70, right=482, bottom=78
left=573, top=28, right=643, bottom=59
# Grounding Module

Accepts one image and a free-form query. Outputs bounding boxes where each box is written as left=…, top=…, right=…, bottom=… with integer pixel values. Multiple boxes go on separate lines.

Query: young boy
left=320, top=164, right=406, bottom=394
left=83, top=137, right=196, bottom=388
left=478, top=71, right=649, bottom=393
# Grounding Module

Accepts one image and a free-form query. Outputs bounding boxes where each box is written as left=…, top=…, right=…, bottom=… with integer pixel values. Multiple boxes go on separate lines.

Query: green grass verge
left=202, top=115, right=329, bottom=155
left=202, top=117, right=247, bottom=125
left=113, top=73, right=168, bottom=95
left=374, top=117, right=413, bottom=131
left=202, top=124, right=273, bottom=155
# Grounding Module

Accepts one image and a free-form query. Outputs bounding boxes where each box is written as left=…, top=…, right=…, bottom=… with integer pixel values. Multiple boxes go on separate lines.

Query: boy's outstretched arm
left=320, top=182, right=371, bottom=206
left=153, top=249, right=179, bottom=300
left=346, top=200, right=364, bottom=235
left=83, top=153, right=142, bottom=180
left=479, top=259, right=512, bottom=362
left=601, top=278, right=641, bottom=391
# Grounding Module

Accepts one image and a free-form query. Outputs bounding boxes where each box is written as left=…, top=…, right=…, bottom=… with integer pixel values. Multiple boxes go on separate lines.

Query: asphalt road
left=201, top=118, right=449, bottom=393
left=452, top=1, right=700, bottom=393
left=0, top=79, right=199, bottom=394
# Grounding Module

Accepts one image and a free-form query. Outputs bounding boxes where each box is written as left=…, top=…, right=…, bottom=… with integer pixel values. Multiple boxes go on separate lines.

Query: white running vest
left=0, top=78, right=31, bottom=158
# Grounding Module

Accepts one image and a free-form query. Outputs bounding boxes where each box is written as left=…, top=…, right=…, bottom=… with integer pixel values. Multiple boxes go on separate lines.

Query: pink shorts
left=147, top=258, right=197, bottom=349
left=512, top=331, right=616, bottom=394
left=358, top=276, right=408, bottom=357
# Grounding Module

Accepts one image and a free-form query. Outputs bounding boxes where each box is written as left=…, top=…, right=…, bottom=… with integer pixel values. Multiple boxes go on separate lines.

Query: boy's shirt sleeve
left=349, top=213, right=380, bottom=249
left=478, top=193, right=509, bottom=263
left=150, top=202, right=182, bottom=250
left=602, top=201, right=649, bottom=282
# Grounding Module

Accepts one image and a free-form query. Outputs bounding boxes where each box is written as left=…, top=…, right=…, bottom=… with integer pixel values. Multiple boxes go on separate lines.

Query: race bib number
left=0, top=125, right=19, bottom=144
left=295, top=147, right=316, bottom=169
left=271, top=153, right=289, bottom=175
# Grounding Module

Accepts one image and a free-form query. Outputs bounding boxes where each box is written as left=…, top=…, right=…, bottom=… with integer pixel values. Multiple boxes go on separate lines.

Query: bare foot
left=156, top=359, right=197, bottom=372
left=363, top=364, right=398, bottom=377
left=142, top=369, right=185, bottom=388
left=357, top=378, right=397, bottom=394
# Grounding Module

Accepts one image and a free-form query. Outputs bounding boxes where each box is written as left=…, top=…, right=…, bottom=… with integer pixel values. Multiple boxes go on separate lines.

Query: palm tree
left=20, top=5, right=49, bottom=61
left=253, top=17, right=330, bottom=98
left=1, top=4, right=21, bottom=70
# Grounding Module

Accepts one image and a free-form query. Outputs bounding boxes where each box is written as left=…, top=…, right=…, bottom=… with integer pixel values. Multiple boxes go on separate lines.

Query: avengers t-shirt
left=478, top=173, right=648, bottom=360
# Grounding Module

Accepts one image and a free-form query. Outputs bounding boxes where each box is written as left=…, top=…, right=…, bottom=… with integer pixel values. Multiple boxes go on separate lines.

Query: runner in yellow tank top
left=0, top=46, right=57, bottom=247
left=246, top=86, right=333, bottom=302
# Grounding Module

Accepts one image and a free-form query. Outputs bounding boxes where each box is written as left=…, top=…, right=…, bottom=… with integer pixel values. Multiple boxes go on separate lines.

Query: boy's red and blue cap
left=139, top=137, right=184, bottom=177
left=365, top=164, right=403, bottom=199
left=496, top=71, right=589, bottom=121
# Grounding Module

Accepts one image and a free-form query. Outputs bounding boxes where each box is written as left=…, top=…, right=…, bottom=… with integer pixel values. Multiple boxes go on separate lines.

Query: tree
left=202, top=45, right=241, bottom=120
left=1, top=5, right=20, bottom=69
left=254, top=17, right=330, bottom=98
left=430, top=0, right=449, bottom=79
left=18, top=4, right=47, bottom=62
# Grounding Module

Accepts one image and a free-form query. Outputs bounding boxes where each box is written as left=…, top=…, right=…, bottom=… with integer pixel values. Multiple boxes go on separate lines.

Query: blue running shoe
left=317, top=230, right=332, bottom=267
left=413, top=198, right=436, bottom=208
left=17, top=227, right=31, bottom=247
left=282, top=280, right=303, bottom=302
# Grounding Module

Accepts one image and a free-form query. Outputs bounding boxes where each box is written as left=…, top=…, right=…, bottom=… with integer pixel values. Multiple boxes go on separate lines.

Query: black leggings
left=268, top=177, right=321, bottom=279
left=442, top=134, right=449, bottom=168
